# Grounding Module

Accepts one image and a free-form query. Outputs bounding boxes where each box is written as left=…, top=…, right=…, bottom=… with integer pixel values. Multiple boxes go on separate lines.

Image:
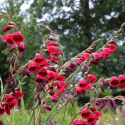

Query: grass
left=1, top=102, right=125, bottom=125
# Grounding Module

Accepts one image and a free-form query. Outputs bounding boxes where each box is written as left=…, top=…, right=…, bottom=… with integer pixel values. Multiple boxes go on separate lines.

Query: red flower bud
left=3, top=25, right=12, bottom=32
left=18, top=43, right=26, bottom=52
left=45, top=105, right=52, bottom=111
left=9, top=45, right=16, bottom=52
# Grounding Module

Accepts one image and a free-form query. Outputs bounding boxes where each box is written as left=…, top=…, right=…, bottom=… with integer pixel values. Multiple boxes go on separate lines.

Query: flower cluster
left=109, top=75, right=125, bottom=90
left=0, top=90, right=24, bottom=116
left=27, top=41, right=66, bottom=104
left=76, top=74, right=97, bottom=96
left=72, top=108, right=102, bottom=125
left=2, top=29, right=26, bottom=53
left=1, top=13, right=125, bottom=125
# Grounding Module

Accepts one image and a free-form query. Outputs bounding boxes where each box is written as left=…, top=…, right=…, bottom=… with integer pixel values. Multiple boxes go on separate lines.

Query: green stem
left=62, top=101, right=68, bottom=125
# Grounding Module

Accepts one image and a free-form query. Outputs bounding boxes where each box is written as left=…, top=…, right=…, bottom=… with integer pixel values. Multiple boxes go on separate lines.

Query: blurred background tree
left=0, top=0, right=125, bottom=107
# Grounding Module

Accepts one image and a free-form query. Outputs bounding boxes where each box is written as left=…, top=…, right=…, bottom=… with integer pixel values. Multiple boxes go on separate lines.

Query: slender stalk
left=33, top=90, right=36, bottom=125
left=62, top=102, right=68, bottom=125
left=45, top=102, right=67, bottom=125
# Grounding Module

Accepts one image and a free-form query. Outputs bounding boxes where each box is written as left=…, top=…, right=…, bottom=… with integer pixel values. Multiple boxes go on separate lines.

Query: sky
left=0, top=0, right=33, bottom=11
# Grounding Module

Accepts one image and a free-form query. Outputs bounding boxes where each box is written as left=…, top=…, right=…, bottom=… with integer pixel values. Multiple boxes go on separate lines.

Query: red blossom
left=35, top=54, right=45, bottom=64
left=109, top=76, right=120, bottom=88
left=95, top=111, right=102, bottom=117
left=11, top=32, right=25, bottom=44
left=4, top=105, right=10, bottom=115
left=15, top=89, right=24, bottom=100
left=103, top=48, right=111, bottom=54
left=47, top=46, right=57, bottom=54
left=72, top=120, right=86, bottom=125
left=57, top=81, right=67, bottom=93
left=37, top=68, right=48, bottom=79
left=47, top=42, right=57, bottom=46
left=50, top=96, right=58, bottom=103
left=47, top=71, right=58, bottom=82
left=78, top=79, right=89, bottom=90
left=87, top=114, right=98, bottom=125
left=108, top=44, right=117, bottom=51
left=5, top=94, right=16, bottom=105
left=81, top=109, right=91, bottom=119
left=110, top=41, right=116, bottom=44
left=93, top=53, right=100, bottom=60
left=76, top=59, right=83, bottom=65
left=56, top=75, right=65, bottom=81
left=84, top=53, right=90, bottom=59
left=28, top=61, right=38, bottom=73
left=88, top=74, right=97, bottom=84
left=2, top=34, right=14, bottom=46
left=75, top=87, right=86, bottom=96
left=35, top=75, right=43, bottom=84
left=48, top=55, right=58, bottom=64
left=8, top=99, right=18, bottom=110
left=119, top=75, right=125, bottom=90
left=54, top=93, right=60, bottom=98
left=39, top=59, right=50, bottom=68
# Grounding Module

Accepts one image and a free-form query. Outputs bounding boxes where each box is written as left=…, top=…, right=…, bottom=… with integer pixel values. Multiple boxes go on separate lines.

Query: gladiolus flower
left=37, top=68, right=47, bottom=79
left=75, top=87, right=86, bottom=96
left=78, top=79, right=89, bottom=90
left=119, top=75, right=125, bottom=90
left=50, top=96, right=58, bottom=103
left=39, top=59, right=50, bottom=68
left=109, top=77, right=120, bottom=88
left=35, top=75, right=43, bottom=84
left=15, top=89, right=24, bottom=100
left=95, top=111, right=102, bottom=117
left=35, top=54, right=45, bottom=64
left=57, top=81, right=67, bottom=93
left=103, top=48, right=111, bottom=54
left=81, top=109, right=91, bottom=119
left=8, top=100, right=18, bottom=110
left=72, top=120, right=86, bottom=125
left=88, top=74, right=97, bottom=84
left=5, top=94, right=16, bottom=105
left=2, top=34, right=14, bottom=46
left=93, top=53, right=100, bottom=60
left=11, top=32, right=25, bottom=44
left=108, top=44, right=117, bottom=51
left=87, top=114, right=98, bottom=125
left=28, top=61, right=38, bottom=73
left=47, top=71, right=58, bottom=82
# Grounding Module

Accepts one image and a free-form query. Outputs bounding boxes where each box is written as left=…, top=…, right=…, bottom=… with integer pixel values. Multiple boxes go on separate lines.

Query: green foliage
left=0, top=0, right=125, bottom=107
